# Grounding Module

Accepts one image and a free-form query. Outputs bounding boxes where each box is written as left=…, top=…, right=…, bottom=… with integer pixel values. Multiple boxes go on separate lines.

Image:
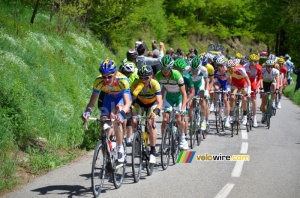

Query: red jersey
left=227, top=64, right=248, bottom=89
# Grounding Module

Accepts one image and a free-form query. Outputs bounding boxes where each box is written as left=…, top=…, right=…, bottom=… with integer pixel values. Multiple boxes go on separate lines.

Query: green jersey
left=182, top=72, right=194, bottom=92
left=155, top=70, right=185, bottom=105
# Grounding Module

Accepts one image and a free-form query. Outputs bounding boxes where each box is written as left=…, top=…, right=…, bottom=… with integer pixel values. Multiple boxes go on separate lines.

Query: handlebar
left=83, top=116, right=116, bottom=130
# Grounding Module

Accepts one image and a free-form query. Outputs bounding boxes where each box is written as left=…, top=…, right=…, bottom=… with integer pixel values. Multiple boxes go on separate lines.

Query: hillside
left=1, top=0, right=300, bottom=194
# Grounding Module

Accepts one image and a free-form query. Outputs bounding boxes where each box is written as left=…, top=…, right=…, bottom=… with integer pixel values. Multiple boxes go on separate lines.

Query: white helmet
left=227, top=59, right=236, bottom=68
left=216, top=56, right=226, bottom=65
left=120, top=62, right=135, bottom=73
left=266, top=59, right=275, bottom=66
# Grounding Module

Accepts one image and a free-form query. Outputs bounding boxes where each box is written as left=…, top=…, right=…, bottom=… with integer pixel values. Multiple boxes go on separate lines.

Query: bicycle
left=246, top=97, right=253, bottom=132
left=211, top=90, right=227, bottom=134
left=160, top=106, right=182, bottom=170
left=189, top=96, right=205, bottom=149
left=131, top=113, right=154, bottom=183
left=84, top=117, right=127, bottom=197
left=273, top=89, right=279, bottom=115
left=264, top=91, right=275, bottom=129
left=230, top=93, right=244, bottom=137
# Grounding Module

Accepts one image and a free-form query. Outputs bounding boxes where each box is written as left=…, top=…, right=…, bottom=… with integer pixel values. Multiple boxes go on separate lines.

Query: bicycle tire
left=112, top=139, right=126, bottom=189
left=145, top=151, right=154, bottom=176
left=215, top=103, right=221, bottom=133
left=131, top=132, right=142, bottom=183
left=231, top=123, right=234, bottom=137
left=91, top=141, right=107, bottom=197
left=189, top=111, right=197, bottom=149
left=171, top=124, right=180, bottom=165
left=161, top=126, right=171, bottom=170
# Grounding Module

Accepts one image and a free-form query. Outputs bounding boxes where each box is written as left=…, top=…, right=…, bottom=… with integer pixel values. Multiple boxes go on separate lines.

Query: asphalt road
left=2, top=96, right=300, bottom=198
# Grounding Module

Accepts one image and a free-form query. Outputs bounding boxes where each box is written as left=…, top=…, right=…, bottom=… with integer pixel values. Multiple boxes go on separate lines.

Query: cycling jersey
left=182, top=72, right=194, bottom=92
left=244, top=63, right=262, bottom=92
left=262, top=68, right=280, bottom=83
left=189, top=66, right=208, bottom=93
left=227, top=65, right=248, bottom=89
left=131, top=79, right=161, bottom=104
left=205, top=63, right=215, bottom=77
left=214, top=69, right=228, bottom=90
left=155, top=70, right=185, bottom=108
left=93, top=72, right=130, bottom=97
left=279, top=66, right=287, bottom=86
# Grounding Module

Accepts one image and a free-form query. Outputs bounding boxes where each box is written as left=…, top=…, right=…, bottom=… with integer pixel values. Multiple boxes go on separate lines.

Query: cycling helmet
left=235, top=58, right=241, bottom=65
left=235, top=52, right=243, bottom=59
left=160, top=55, right=174, bottom=68
left=278, top=58, right=285, bottom=63
left=216, top=56, right=226, bottom=65
left=213, top=54, right=223, bottom=63
left=268, top=54, right=277, bottom=60
left=284, top=54, right=291, bottom=60
left=266, top=59, right=275, bottom=66
left=138, top=65, right=153, bottom=76
left=240, top=57, right=248, bottom=65
left=201, top=55, right=208, bottom=66
left=190, top=56, right=202, bottom=70
left=120, top=62, right=135, bottom=73
left=126, top=49, right=138, bottom=61
left=173, top=58, right=187, bottom=70
left=206, top=53, right=215, bottom=61
left=99, top=59, right=117, bottom=74
left=226, top=59, right=236, bottom=68
left=249, top=54, right=259, bottom=61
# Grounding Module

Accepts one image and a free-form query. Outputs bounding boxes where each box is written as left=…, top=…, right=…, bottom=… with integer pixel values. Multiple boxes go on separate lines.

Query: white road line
left=214, top=183, right=235, bottom=198
left=231, top=161, right=245, bottom=177
left=241, top=130, right=248, bottom=139
left=240, top=142, right=248, bottom=154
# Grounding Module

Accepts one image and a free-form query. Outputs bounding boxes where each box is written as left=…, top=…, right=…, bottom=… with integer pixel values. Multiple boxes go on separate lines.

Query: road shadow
left=31, top=185, right=90, bottom=197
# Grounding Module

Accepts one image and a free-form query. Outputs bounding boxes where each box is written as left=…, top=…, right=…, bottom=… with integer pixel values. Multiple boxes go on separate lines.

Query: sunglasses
left=162, top=67, right=171, bottom=71
left=266, top=65, right=272, bottom=68
left=102, top=73, right=115, bottom=79
left=139, top=76, right=151, bottom=80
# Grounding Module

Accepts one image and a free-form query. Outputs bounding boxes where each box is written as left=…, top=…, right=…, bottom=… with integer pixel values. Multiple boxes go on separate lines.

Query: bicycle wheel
left=145, top=148, right=154, bottom=176
left=131, top=132, right=142, bottom=183
left=171, top=124, right=180, bottom=165
left=91, top=141, right=107, bottom=197
left=189, top=111, right=197, bottom=149
left=266, top=103, right=271, bottom=129
left=112, top=139, right=126, bottom=189
left=215, top=103, right=221, bottom=133
left=231, top=122, right=234, bottom=137
left=161, top=125, right=171, bottom=170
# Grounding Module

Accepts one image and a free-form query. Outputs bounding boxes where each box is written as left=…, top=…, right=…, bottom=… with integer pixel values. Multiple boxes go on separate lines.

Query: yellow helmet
left=235, top=52, right=243, bottom=59
left=278, top=58, right=285, bottom=63
left=249, top=54, right=259, bottom=61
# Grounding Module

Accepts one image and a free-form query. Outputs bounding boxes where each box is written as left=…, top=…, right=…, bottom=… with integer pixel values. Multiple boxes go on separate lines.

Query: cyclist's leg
left=161, top=97, right=171, bottom=137
left=229, top=87, right=238, bottom=120
left=198, top=91, right=207, bottom=130
left=261, top=82, right=271, bottom=123
left=240, top=87, right=248, bottom=125
left=147, top=105, right=158, bottom=156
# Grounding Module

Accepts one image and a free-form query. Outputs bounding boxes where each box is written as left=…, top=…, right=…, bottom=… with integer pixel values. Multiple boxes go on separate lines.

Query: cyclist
left=260, top=60, right=280, bottom=123
left=131, top=65, right=162, bottom=164
left=214, top=56, right=230, bottom=128
left=155, top=55, right=188, bottom=150
left=227, top=59, right=251, bottom=125
left=244, top=54, right=262, bottom=127
left=188, top=55, right=209, bottom=131
left=201, top=54, right=215, bottom=112
left=276, top=57, right=287, bottom=109
left=173, top=58, right=195, bottom=144
left=284, top=54, right=294, bottom=85
left=82, top=59, right=131, bottom=163
left=119, top=61, right=139, bottom=146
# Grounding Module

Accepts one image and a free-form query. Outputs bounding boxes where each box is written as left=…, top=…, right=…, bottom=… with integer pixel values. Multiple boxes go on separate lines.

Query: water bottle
left=172, top=126, right=177, bottom=135
left=142, top=132, right=148, bottom=146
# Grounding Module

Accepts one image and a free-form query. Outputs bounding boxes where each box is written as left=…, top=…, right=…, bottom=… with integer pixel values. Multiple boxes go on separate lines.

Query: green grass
left=0, top=2, right=111, bottom=190
left=283, top=74, right=300, bottom=105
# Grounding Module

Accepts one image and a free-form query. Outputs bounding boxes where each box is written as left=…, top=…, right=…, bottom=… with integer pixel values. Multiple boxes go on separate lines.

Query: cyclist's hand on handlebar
left=81, top=111, right=90, bottom=121
left=115, top=110, right=126, bottom=123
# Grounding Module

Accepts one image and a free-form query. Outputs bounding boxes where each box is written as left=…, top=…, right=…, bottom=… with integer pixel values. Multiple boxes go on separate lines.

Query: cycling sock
left=150, top=146, right=155, bottom=155
left=243, top=111, right=247, bottom=116
left=117, top=146, right=124, bottom=152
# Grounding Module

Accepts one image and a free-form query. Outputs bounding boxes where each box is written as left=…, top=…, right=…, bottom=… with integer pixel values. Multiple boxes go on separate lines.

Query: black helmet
left=138, top=65, right=153, bottom=76
left=127, top=49, right=138, bottom=61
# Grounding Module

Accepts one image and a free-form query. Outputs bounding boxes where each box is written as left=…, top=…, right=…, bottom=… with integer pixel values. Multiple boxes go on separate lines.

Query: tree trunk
left=30, top=0, right=40, bottom=24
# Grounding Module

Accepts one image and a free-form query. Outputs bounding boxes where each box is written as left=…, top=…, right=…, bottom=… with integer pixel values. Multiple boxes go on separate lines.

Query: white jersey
left=262, top=68, right=279, bottom=83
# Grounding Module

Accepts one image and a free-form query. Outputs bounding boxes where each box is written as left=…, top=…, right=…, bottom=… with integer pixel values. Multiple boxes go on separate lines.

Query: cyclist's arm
left=187, top=87, right=195, bottom=102
left=208, top=75, right=214, bottom=91
left=122, top=92, right=131, bottom=113
left=82, top=92, right=99, bottom=120
left=156, top=94, right=163, bottom=110
left=179, top=85, right=187, bottom=110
